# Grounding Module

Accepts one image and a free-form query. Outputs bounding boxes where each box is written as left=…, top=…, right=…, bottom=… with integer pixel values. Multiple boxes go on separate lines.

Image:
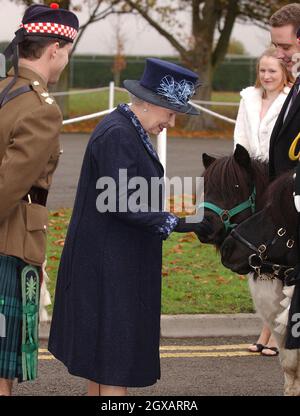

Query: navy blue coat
left=269, top=85, right=300, bottom=179
left=48, top=107, right=174, bottom=387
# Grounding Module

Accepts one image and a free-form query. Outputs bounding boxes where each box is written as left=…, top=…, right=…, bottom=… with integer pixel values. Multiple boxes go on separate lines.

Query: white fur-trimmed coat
left=234, top=86, right=290, bottom=162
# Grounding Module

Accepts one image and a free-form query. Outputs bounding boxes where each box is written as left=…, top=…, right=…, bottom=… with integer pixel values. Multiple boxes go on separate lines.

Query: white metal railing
left=62, top=108, right=114, bottom=125
left=193, top=99, right=239, bottom=107
left=189, top=101, right=236, bottom=124
left=61, top=81, right=238, bottom=179
left=61, top=82, right=237, bottom=126
left=109, top=81, right=115, bottom=110
left=52, top=86, right=109, bottom=96
left=54, top=82, right=239, bottom=107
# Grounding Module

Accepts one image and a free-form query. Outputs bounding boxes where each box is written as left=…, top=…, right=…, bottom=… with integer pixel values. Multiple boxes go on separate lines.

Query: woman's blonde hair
left=255, top=47, right=295, bottom=96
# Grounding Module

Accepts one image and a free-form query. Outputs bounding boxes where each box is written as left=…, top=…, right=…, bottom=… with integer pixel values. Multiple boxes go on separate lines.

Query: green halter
left=198, top=187, right=256, bottom=233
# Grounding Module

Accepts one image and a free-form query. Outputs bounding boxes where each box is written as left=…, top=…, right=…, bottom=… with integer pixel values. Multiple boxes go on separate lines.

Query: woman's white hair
left=128, top=93, right=145, bottom=106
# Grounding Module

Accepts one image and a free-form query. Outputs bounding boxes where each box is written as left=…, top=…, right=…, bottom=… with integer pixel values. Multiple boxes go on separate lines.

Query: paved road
left=48, top=134, right=233, bottom=210
left=14, top=337, right=283, bottom=396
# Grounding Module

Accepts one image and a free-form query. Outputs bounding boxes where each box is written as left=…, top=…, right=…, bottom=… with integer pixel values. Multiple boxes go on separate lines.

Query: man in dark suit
left=269, top=4, right=300, bottom=352
left=269, top=3, right=300, bottom=179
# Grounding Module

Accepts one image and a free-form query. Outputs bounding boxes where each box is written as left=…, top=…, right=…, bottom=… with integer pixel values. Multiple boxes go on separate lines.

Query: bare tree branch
left=123, top=0, right=189, bottom=60
left=71, top=0, right=131, bottom=55
left=212, top=0, right=239, bottom=68
left=72, top=0, right=104, bottom=54
left=10, top=0, right=291, bottom=129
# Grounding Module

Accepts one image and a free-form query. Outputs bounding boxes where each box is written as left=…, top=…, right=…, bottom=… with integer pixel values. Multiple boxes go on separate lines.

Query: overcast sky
left=0, top=0, right=271, bottom=56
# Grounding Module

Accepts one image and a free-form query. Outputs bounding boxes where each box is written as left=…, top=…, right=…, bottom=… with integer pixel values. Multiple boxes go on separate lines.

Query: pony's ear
left=234, top=144, right=251, bottom=170
left=202, top=153, right=216, bottom=169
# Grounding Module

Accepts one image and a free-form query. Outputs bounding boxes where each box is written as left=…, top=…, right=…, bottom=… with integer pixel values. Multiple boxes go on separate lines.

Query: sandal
left=261, top=346, right=279, bottom=356
left=248, top=343, right=266, bottom=353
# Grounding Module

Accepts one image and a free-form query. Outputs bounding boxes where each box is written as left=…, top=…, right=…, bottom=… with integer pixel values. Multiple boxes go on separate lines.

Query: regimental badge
left=294, top=162, right=300, bottom=212
left=289, top=132, right=300, bottom=161
left=45, top=97, right=54, bottom=105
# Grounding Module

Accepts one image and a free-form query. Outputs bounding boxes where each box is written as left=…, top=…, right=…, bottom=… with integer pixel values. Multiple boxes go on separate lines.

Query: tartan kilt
left=0, top=254, right=40, bottom=382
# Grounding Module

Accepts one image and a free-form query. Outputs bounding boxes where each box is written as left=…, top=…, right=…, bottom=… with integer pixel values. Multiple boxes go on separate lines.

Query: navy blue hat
left=123, top=58, right=200, bottom=115
left=20, top=3, right=79, bottom=42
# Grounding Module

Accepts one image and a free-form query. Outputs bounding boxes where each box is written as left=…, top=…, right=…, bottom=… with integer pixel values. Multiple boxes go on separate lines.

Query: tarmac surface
left=47, top=133, right=233, bottom=210
left=13, top=337, right=284, bottom=396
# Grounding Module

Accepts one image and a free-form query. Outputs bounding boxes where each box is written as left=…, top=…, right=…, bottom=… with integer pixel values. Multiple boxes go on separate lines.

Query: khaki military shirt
left=0, top=66, right=63, bottom=266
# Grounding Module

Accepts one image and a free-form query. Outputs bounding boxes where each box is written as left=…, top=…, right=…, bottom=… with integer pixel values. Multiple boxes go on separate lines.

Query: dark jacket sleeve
left=92, top=125, right=178, bottom=238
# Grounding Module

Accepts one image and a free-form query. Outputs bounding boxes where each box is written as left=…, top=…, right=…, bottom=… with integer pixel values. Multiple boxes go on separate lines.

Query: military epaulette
left=31, top=80, right=55, bottom=105
left=0, top=84, right=32, bottom=108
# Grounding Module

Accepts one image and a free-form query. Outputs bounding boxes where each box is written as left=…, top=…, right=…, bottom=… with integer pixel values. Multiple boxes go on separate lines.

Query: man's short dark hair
left=270, top=3, right=300, bottom=33
left=19, top=36, right=69, bottom=60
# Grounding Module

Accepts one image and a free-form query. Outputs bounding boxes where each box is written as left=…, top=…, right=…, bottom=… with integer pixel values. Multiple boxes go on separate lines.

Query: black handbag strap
left=0, top=28, right=27, bottom=108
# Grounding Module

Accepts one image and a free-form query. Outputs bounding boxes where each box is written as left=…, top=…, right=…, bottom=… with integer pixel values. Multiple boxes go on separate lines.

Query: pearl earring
left=143, top=108, right=148, bottom=112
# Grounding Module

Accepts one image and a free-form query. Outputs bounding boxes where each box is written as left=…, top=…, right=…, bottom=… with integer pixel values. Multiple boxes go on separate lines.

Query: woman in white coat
left=234, top=47, right=294, bottom=356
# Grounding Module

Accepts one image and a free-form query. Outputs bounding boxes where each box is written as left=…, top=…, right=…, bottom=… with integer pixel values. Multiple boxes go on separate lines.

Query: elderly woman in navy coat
left=48, top=58, right=211, bottom=396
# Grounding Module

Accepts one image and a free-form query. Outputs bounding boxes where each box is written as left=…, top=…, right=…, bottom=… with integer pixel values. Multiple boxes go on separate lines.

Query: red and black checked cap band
left=20, top=4, right=79, bottom=42
left=20, top=22, right=77, bottom=41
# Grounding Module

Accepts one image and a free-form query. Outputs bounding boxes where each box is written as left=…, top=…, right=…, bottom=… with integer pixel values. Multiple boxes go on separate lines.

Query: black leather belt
left=22, top=186, right=48, bottom=207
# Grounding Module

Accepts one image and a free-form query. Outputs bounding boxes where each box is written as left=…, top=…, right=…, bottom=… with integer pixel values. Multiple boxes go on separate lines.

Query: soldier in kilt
left=0, top=3, right=78, bottom=395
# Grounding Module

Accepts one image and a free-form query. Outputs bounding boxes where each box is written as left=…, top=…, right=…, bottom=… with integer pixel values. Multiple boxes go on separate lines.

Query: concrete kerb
left=160, top=313, right=262, bottom=338
left=39, top=313, right=262, bottom=340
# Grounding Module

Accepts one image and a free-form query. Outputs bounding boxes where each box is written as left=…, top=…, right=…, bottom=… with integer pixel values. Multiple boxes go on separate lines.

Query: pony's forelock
left=203, top=155, right=268, bottom=208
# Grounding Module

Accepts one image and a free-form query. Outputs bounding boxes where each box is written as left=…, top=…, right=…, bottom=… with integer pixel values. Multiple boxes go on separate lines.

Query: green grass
left=67, top=89, right=240, bottom=116
left=212, top=91, right=240, bottom=103
left=162, top=233, right=253, bottom=314
left=64, top=89, right=240, bottom=133
left=46, top=209, right=254, bottom=315
left=46, top=209, right=71, bottom=303
left=210, top=91, right=240, bottom=122
left=68, top=90, right=129, bottom=116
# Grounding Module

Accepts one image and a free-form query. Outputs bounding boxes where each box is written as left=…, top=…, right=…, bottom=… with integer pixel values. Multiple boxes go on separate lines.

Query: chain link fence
left=69, top=55, right=257, bottom=91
